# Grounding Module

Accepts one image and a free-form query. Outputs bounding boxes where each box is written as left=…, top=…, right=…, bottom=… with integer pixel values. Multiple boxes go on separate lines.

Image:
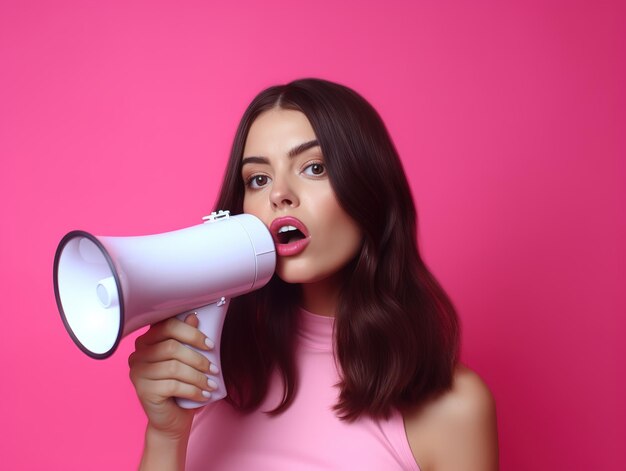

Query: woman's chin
left=275, top=259, right=324, bottom=285
left=274, top=258, right=348, bottom=288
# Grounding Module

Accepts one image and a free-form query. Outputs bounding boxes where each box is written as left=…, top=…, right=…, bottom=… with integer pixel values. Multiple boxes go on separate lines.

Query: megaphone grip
left=174, top=298, right=230, bottom=409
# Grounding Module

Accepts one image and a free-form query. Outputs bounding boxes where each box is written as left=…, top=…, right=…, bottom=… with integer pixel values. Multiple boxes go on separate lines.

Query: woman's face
left=242, top=108, right=363, bottom=285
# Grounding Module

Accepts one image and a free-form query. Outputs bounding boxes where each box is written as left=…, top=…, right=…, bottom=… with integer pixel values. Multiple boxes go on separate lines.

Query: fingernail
left=207, top=378, right=218, bottom=390
left=209, top=363, right=220, bottom=375
left=202, top=390, right=212, bottom=399
left=205, top=338, right=214, bottom=349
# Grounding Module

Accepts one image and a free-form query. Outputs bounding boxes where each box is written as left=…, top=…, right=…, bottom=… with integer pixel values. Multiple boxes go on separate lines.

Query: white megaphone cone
left=53, top=211, right=276, bottom=408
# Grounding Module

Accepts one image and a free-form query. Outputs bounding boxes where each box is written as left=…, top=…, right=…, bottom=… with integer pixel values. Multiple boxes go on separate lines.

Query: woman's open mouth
left=270, top=216, right=310, bottom=256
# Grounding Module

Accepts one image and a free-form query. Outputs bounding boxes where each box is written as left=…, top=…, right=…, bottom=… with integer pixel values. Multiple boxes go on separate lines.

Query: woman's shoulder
left=403, top=364, right=498, bottom=471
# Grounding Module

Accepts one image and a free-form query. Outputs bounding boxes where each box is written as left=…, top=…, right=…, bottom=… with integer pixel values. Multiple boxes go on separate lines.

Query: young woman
left=129, top=78, right=498, bottom=470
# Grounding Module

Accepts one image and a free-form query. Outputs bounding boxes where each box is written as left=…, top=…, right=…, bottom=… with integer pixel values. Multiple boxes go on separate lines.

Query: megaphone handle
left=174, top=298, right=231, bottom=409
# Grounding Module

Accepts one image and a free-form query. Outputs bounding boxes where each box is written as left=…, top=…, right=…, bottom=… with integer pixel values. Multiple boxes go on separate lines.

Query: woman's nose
left=269, top=177, right=299, bottom=209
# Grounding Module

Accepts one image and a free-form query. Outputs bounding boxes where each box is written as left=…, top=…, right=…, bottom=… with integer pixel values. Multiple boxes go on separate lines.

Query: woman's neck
left=299, top=271, right=343, bottom=317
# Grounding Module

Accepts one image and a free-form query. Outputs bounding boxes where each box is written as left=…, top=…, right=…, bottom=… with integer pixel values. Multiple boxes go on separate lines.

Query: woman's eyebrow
left=287, top=139, right=320, bottom=158
left=242, top=139, right=320, bottom=167
left=241, top=156, right=269, bottom=166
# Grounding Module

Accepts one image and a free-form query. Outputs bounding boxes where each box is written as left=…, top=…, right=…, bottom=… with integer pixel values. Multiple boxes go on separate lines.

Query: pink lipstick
left=270, top=216, right=310, bottom=257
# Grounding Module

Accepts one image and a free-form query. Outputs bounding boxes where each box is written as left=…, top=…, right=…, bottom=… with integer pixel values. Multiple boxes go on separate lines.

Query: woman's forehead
left=243, top=109, right=317, bottom=158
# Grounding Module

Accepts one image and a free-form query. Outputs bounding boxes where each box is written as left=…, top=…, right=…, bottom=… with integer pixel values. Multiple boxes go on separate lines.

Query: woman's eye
left=246, top=174, right=270, bottom=189
left=303, top=162, right=326, bottom=177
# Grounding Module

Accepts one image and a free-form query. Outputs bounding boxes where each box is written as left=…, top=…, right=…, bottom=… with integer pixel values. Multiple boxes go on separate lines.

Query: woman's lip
left=275, top=237, right=310, bottom=257
left=270, top=216, right=310, bottom=239
left=270, top=216, right=310, bottom=257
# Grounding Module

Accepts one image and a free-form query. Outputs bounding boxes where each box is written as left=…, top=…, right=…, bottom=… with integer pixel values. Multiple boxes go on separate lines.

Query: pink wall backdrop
left=1, top=1, right=624, bottom=469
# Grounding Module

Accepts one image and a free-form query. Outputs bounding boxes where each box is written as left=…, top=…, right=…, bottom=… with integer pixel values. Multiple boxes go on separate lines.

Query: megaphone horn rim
left=53, top=230, right=125, bottom=360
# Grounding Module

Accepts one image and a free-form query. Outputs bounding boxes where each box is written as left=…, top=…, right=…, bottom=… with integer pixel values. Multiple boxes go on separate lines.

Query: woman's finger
left=132, top=358, right=218, bottom=393
left=129, top=338, right=211, bottom=373
left=134, top=376, right=213, bottom=404
left=135, top=316, right=213, bottom=352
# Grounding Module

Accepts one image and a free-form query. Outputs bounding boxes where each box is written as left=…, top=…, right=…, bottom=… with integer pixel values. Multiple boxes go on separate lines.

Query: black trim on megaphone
left=53, top=230, right=125, bottom=360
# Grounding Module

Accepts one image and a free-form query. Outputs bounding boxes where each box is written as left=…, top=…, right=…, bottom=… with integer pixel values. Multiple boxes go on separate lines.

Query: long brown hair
left=216, top=78, right=460, bottom=421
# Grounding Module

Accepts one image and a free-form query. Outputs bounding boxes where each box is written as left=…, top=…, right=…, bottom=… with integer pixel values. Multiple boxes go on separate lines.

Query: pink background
left=1, top=1, right=624, bottom=469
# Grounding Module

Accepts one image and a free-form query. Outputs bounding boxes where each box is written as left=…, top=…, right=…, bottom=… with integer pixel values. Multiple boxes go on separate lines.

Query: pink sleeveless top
left=186, top=308, right=420, bottom=470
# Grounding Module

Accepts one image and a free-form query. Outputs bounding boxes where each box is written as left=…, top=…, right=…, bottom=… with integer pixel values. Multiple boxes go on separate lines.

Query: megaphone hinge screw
left=202, top=210, right=230, bottom=223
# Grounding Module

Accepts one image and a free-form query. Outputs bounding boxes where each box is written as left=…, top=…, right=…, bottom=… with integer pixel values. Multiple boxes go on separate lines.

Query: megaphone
left=53, top=211, right=275, bottom=408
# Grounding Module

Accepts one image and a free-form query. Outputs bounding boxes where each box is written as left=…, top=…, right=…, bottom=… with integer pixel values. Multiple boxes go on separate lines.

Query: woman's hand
left=129, top=313, right=218, bottom=441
